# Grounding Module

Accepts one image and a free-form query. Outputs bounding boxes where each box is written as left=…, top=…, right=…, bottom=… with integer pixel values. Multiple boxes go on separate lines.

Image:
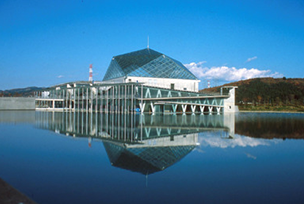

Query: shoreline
left=239, top=110, right=304, bottom=114
left=0, top=178, right=37, bottom=204
left=1, top=109, right=303, bottom=114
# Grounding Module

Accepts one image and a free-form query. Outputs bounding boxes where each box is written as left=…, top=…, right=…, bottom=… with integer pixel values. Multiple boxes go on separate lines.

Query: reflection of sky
left=197, top=131, right=281, bottom=149
left=2, top=117, right=304, bottom=204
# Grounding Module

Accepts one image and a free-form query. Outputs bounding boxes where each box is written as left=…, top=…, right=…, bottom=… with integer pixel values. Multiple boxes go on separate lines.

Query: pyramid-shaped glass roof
left=103, top=48, right=197, bottom=81
left=103, top=141, right=195, bottom=175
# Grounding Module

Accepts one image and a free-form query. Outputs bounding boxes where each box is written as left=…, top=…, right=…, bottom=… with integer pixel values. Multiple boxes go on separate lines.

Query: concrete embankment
left=0, top=97, right=35, bottom=110
left=0, top=178, right=37, bottom=204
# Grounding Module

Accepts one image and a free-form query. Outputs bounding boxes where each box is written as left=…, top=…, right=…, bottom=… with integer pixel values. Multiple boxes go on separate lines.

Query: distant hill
left=0, top=86, right=45, bottom=97
left=200, top=77, right=304, bottom=107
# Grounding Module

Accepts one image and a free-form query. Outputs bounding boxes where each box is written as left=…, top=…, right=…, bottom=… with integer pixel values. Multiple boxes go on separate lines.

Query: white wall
left=126, top=133, right=199, bottom=148
left=223, top=87, right=238, bottom=113
left=101, top=76, right=200, bottom=92
left=96, top=77, right=125, bottom=84
left=126, top=76, right=200, bottom=92
left=0, top=97, right=35, bottom=110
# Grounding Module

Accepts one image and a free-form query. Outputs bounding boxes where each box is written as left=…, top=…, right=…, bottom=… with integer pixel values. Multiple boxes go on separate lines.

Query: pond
left=0, top=111, right=304, bottom=204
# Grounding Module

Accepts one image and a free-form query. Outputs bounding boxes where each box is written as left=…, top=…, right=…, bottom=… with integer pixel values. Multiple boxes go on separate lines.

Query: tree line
left=235, top=78, right=304, bottom=106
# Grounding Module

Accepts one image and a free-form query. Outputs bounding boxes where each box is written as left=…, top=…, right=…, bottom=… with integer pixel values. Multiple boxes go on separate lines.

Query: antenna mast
left=89, top=64, right=93, bottom=82
left=147, top=36, right=149, bottom=49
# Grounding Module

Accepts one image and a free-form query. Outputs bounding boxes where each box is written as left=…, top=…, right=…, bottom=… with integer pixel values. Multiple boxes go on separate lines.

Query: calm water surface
left=0, top=111, right=304, bottom=204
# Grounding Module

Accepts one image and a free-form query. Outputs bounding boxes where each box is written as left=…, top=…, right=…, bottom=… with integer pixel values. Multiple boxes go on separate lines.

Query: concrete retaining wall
left=0, top=97, right=35, bottom=110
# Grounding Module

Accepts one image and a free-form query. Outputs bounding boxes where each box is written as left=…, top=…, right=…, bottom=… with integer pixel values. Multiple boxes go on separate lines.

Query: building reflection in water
left=35, top=111, right=235, bottom=175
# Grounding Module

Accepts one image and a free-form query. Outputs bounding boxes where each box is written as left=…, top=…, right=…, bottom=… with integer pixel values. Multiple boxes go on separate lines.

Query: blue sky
left=1, top=0, right=304, bottom=90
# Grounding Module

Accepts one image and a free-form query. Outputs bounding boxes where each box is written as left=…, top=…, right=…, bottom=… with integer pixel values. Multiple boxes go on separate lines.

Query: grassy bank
left=238, top=104, right=304, bottom=112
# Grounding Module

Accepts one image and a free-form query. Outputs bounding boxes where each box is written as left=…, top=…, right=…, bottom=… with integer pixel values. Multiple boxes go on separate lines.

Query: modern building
left=102, top=48, right=200, bottom=92
left=35, top=48, right=238, bottom=114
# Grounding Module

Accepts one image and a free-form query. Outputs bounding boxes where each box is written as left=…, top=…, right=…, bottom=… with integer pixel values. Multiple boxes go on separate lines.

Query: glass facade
left=103, top=48, right=198, bottom=81
left=103, top=141, right=196, bottom=175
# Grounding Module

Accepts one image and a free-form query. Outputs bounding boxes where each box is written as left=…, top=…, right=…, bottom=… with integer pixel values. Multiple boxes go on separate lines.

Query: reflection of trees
left=235, top=114, right=304, bottom=139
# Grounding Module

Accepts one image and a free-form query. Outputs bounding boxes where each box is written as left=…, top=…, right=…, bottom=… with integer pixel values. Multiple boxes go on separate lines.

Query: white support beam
left=156, top=127, right=161, bottom=136
left=216, top=107, right=221, bottom=114
left=150, top=102, right=155, bottom=113
left=144, top=127, right=151, bottom=137
left=156, top=90, right=162, bottom=98
left=167, top=91, right=172, bottom=97
left=167, top=128, right=171, bottom=135
left=182, top=104, right=187, bottom=113
left=145, top=88, right=151, bottom=98
left=172, top=104, right=177, bottom=113
left=182, top=114, right=187, bottom=124
left=139, top=102, right=146, bottom=113
left=200, top=106, right=205, bottom=113
left=191, top=105, right=196, bottom=113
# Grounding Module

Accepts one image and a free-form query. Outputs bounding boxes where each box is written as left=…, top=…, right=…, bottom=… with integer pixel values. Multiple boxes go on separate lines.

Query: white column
left=86, top=88, right=89, bottom=112
left=96, top=88, right=98, bottom=113
left=91, top=88, right=93, bottom=112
